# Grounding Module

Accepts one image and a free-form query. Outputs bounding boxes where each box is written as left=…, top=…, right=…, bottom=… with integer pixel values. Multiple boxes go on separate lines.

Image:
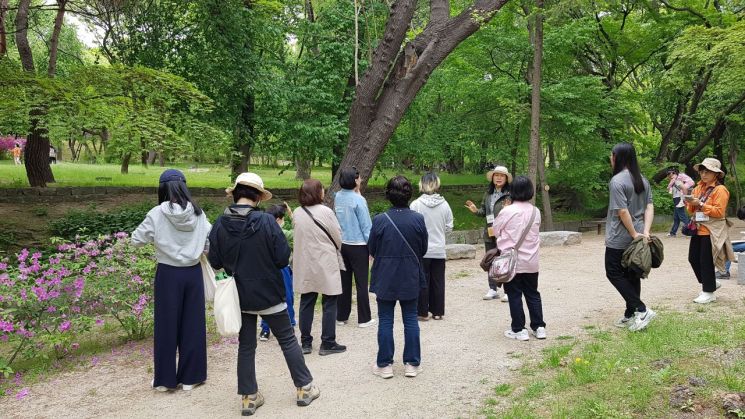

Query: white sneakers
left=336, top=321, right=347, bottom=326
left=628, top=308, right=656, bottom=331
left=693, top=292, right=716, bottom=304
left=531, top=327, right=547, bottom=339
left=483, top=289, right=499, bottom=300
left=504, top=329, right=530, bottom=341
left=358, top=319, right=377, bottom=328
left=614, top=316, right=632, bottom=328
left=404, top=363, right=422, bottom=377
left=372, top=364, right=394, bottom=379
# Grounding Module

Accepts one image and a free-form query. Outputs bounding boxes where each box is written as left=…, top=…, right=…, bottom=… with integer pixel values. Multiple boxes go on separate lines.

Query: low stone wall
left=0, top=184, right=484, bottom=204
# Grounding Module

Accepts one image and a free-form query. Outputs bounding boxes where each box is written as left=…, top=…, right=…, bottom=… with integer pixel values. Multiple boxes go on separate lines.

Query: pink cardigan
left=492, top=201, right=541, bottom=273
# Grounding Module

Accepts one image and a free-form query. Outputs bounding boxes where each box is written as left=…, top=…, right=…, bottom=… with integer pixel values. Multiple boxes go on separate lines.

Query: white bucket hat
left=226, top=172, right=273, bottom=201
left=486, top=166, right=513, bottom=183
left=693, top=157, right=724, bottom=177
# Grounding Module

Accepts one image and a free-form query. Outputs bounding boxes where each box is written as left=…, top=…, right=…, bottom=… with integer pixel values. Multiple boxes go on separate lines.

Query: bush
left=49, top=204, right=153, bottom=241
left=0, top=234, right=156, bottom=376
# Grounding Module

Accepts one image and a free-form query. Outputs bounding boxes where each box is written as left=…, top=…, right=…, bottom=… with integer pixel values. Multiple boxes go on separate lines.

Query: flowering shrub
left=0, top=136, right=25, bottom=158
left=0, top=234, right=155, bottom=376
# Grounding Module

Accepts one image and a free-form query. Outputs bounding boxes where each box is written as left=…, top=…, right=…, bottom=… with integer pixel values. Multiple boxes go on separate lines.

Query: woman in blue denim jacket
left=333, top=167, right=375, bottom=328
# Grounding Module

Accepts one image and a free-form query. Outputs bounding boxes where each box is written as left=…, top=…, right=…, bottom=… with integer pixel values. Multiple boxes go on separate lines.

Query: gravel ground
left=2, top=231, right=745, bottom=419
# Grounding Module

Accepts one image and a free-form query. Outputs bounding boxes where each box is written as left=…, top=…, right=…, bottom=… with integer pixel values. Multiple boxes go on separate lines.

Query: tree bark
left=324, top=0, right=509, bottom=200
left=121, top=152, right=131, bottom=174
left=295, top=155, right=312, bottom=180
left=14, top=0, right=34, bottom=72
left=47, top=0, right=68, bottom=77
left=0, top=0, right=8, bottom=57
left=537, top=144, right=553, bottom=230
left=526, top=0, right=543, bottom=202
left=231, top=94, right=255, bottom=176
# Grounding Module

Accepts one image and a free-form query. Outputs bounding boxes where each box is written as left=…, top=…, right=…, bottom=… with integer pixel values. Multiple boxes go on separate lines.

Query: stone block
left=540, top=231, right=582, bottom=247
left=446, top=244, right=476, bottom=260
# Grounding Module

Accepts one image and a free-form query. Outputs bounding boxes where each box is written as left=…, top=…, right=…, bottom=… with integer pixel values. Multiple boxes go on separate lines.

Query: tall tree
left=328, top=0, right=512, bottom=197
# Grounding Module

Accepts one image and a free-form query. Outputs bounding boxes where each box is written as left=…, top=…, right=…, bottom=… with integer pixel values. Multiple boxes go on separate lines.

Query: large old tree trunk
left=526, top=0, right=543, bottom=199
left=326, top=0, right=511, bottom=199
left=0, top=0, right=8, bottom=56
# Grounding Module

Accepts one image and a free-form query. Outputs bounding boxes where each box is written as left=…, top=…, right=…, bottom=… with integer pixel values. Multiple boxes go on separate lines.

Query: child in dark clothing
left=260, top=203, right=296, bottom=341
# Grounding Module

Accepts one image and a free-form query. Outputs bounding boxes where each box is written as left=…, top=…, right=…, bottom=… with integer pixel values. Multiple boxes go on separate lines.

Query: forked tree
left=327, top=0, right=511, bottom=198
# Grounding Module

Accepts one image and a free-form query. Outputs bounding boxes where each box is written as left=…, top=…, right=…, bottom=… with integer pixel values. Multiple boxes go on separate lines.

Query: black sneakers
left=318, top=342, right=347, bottom=356
left=302, top=344, right=312, bottom=355
left=258, top=330, right=270, bottom=341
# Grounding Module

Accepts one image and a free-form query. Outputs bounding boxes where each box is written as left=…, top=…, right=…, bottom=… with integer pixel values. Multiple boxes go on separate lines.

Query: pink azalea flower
left=15, top=387, right=29, bottom=400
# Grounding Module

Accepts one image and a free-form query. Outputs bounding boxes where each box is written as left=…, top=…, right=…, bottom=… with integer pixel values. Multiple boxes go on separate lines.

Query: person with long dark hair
left=465, top=165, right=512, bottom=302
left=684, top=158, right=733, bottom=303
left=207, top=173, right=319, bottom=415
left=333, top=167, right=375, bottom=328
left=132, top=169, right=211, bottom=392
left=605, top=143, right=656, bottom=332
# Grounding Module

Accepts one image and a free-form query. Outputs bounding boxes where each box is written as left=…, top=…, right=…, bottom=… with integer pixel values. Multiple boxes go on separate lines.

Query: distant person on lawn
left=493, top=176, right=546, bottom=341
left=604, top=143, right=656, bottom=332
left=333, top=167, right=375, bottom=328
left=132, top=169, right=211, bottom=393
left=12, top=143, right=22, bottom=165
left=465, top=165, right=511, bottom=302
left=369, top=176, right=428, bottom=379
left=410, top=172, right=453, bottom=321
left=207, top=173, right=319, bottom=415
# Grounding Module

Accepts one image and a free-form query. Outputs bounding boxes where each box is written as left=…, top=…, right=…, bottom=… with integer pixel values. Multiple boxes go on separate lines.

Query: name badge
left=486, top=214, right=495, bottom=224
left=487, top=226, right=495, bottom=237
left=695, top=211, right=709, bottom=222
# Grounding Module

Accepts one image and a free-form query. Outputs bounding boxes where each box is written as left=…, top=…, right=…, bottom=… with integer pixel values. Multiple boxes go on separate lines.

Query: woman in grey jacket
left=132, top=169, right=211, bottom=393
left=410, top=173, right=453, bottom=320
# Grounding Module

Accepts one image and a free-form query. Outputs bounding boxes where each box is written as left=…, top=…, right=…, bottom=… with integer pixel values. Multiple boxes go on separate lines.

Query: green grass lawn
left=0, top=161, right=485, bottom=189
left=484, top=308, right=745, bottom=418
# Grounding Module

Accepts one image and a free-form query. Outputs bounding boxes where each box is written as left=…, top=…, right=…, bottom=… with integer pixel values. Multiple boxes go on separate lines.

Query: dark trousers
left=670, top=198, right=690, bottom=235
left=153, top=263, right=207, bottom=389
left=689, top=235, right=717, bottom=292
left=299, top=293, right=338, bottom=347
left=261, top=266, right=295, bottom=332
left=237, top=310, right=313, bottom=395
left=376, top=298, right=420, bottom=367
left=418, top=258, right=446, bottom=316
left=484, top=238, right=502, bottom=291
left=605, top=247, right=646, bottom=317
left=337, top=244, right=372, bottom=324
left=503, top=272, right=546, bottom=333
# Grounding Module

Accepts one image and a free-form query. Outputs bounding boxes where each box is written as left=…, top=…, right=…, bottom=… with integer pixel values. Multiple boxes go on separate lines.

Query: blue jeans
left=670, top=198, right=690, bottom=235
left=376, top=298, right=420, bottom=368
left=725, top=242, right=745, bottom=272
left=261, top=267, right=295, bottom=332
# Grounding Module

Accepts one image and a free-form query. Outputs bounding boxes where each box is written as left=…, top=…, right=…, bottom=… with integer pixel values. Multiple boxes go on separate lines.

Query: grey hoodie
left=132, top=202, right=211, bottom=267
left=410, top=194, right=454, bottom=259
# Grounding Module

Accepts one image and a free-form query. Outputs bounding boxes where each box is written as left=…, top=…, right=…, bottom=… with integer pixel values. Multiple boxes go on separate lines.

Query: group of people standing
left=130, top=144, right=740, bottom=416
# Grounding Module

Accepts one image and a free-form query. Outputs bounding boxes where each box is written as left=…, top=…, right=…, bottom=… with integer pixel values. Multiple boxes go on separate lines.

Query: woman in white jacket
left=410, top=173, right=454, bottom=320
left=132, top=169, right=211, bottom=392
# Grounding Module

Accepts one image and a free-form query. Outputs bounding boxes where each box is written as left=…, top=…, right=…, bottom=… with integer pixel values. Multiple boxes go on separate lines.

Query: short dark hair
left=509, top=176, right=534, bottom=202
left=158, top=180, right=203, bottom=216
left=666, top=166, right=679, bottom=175
left=737, top=206, right=745, bottom=221
left=385, top=175, right=412, bottom=208
left=232, top=184, right=262, bottom=203
left=338, top=167, right=359, bottom=190
left=299, top=179, right=324, bottom=206
left=266, top=204, right=287, bottom=220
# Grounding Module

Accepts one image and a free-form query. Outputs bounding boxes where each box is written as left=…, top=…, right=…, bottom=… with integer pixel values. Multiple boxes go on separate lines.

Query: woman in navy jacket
left=368, top=176, right=428, bottom=379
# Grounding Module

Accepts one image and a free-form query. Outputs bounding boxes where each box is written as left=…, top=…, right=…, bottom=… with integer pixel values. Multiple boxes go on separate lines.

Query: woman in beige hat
left=465, top=165, right=512, bottom=302
left=684, top=157, right=734, bottom=304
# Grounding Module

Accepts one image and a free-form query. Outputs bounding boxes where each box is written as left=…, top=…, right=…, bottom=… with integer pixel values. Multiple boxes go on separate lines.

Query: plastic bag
left=200, top=255, right=217, bottom=302
left=214, top=275, right=242, bottom=337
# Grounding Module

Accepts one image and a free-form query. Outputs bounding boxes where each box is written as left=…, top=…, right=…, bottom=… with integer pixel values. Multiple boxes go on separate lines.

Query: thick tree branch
left=48, top=0, right=68, bottom=77
left=430, top=0, right=450, bottom=25
left=14, top=0, right=34, bottom=72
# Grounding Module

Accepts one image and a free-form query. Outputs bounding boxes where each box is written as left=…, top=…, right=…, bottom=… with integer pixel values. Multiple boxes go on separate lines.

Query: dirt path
left=2, top=233, right=745, bottom=418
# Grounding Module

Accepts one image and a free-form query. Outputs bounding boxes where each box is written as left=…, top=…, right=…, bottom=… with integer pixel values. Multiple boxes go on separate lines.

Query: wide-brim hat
left=693, top=158, right=724, bottom=177
left=486, top=166, right=513, bottom=183
left=226, top=172, right=273, bottom=201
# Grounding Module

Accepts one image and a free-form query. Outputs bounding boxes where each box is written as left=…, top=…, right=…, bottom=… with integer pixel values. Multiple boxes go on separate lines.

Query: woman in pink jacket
left=492, top=176, right=545, bottom=341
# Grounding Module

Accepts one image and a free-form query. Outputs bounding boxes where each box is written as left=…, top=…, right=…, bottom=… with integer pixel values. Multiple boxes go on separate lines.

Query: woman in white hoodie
left=410, top=173, right=453, bottom=320
left=132, top=169, right=212, bottom=392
